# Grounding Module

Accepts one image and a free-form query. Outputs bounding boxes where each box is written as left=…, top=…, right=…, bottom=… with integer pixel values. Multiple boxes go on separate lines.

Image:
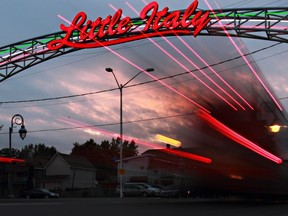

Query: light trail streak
left=161, top=148, right=212, bottom=164
left=141, top=0, right=254, bottom=111
left=155, top=31, right=243, bottom=110
left=155, top=134, right=182, bottom=147
left=58, top=14, right=210, bottom=113
left=58, top=117, right=162, bottom=149
left=205, top=0, right=283, bottom=112
left=198, top=110, right=283, bottom=164
left=174, top=35, right=254, bottom=110
left=0, top=157, right=25, bottom=163
left=123, top=2, right=238, bottom=111
left=58, top=117, right=212, bottom=164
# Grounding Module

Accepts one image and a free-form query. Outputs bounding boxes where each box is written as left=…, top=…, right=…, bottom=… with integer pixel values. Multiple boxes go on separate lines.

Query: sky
left=0, top=0, right=287, bottom=156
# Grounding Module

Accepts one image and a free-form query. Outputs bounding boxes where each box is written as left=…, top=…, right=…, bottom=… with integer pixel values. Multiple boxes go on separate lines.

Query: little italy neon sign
left=47, top=1, right=211, bottom=50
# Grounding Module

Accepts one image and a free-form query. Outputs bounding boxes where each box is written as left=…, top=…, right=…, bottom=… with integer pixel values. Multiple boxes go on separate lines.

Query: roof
left=117, top=151, right=180, bottom=169
left=32, top=156, right=52, bottom=169
left=46, top=152, right=96, bottom=171
left=117, top=154, right=155, bottom=162
left=58, top=153, right=96, bottom=170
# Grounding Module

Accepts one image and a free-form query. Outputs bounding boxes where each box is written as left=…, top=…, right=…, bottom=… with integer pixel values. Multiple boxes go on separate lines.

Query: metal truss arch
left=0, top=7, right=287, bottom=82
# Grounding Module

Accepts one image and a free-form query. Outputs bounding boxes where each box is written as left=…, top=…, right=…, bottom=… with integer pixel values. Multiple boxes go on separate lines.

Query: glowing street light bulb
left=269, top=124, right=281, bottom=133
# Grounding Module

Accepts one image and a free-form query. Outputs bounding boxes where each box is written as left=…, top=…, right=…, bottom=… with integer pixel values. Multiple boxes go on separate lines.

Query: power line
left=262, top=0, right=287, bottom=7
left=0, top=112, right=196, bottom=135
left=0, top=42, right=283, bottom=105
left=223, top=0, right=253, bottom=8
left=279, top=96, right=288, bottom=101
left=3, top=46, right=288, bottom=109
left=0, top=88, right=118, bottom=104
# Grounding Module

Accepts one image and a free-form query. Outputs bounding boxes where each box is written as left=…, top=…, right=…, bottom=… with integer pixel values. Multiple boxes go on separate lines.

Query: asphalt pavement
left=1, top=197, right=288, bottom=216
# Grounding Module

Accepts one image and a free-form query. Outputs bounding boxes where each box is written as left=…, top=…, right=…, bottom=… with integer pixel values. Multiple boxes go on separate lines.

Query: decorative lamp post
left=105, top=67, right=154, bottom=198
left=8, top=114, right=27, bottom=198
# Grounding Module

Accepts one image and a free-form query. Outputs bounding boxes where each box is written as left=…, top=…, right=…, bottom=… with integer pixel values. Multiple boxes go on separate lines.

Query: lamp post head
left=268, top=119, right=282, bottom=133
left=105, top=68, right=113, bottom=73
left=18, top=125, right=27, bottom=140
left=269, top=124, right=281, bottom=133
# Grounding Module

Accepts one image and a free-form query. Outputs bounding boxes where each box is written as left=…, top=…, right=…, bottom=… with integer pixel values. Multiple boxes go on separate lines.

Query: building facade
left=44, top=153, right=97, bottom=191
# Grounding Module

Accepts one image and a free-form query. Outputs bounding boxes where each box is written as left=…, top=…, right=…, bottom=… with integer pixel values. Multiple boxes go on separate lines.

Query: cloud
left=0, top=0, right=287, bottom=156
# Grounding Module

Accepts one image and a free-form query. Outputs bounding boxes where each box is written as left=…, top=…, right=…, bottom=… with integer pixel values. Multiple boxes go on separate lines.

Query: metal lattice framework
left=0, top=7, right=287, bottom=82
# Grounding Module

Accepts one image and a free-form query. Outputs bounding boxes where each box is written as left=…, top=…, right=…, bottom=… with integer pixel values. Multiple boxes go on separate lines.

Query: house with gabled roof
left=44, top=153, right=97, bottom=191
left=117, top=147, right=211, bottom=189
left=118, top=149, right=187, bottom=187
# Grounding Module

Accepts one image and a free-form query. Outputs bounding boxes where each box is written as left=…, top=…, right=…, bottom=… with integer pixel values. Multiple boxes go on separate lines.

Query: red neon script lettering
left=47, top=9, right=131, bottom=50
left=140, top=1, right=211, bottom=37
left=47, top=1, right=210, bottom=50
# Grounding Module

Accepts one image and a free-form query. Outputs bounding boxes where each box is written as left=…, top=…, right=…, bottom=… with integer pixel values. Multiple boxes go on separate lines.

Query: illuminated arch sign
left=47, top=0, right=211, bottom=50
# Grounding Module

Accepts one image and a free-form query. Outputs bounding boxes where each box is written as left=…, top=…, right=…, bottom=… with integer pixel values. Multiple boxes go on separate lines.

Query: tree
left=18, top=143, right=57, bottom=159
left=0, top=148, right=20, bottom=158
left=71, top=139, right=99, bottom=161
left=71, top=138, right=138, bottom=165
left=71, top=138, right=139, bottom=181
left=123, top=139, right=138, bottom=158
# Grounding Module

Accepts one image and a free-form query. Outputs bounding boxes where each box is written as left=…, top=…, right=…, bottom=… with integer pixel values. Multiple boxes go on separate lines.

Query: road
left=1, top=197, right=288, bottom=216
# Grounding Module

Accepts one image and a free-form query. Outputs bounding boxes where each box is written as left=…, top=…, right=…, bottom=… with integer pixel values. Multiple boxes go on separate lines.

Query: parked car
left=23, top=188, right=60, bottom=199
left=134, top=183, right=161, bottom=196
left=116, top=182, right=161, bottom=197
left=152, top=185, right=181, bottom=198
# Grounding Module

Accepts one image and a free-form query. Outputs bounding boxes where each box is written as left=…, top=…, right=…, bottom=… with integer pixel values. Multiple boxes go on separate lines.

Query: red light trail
left=161, top=148, right=212, bottom=164
left=53, top=3, right=283, bottom=165
left=123, top=2, right=239, bottom=111
left=205, top=0, right=283, bottom=112
left=58, top=117, right=212, bottom=164
left=141, top=0, right=254, bottom=111
left=198, top=110, right=282, bottom=164
left=0, top=157, right=25, bottom=164
left=174, top=35, right=254, bottom=110
left=57, top=14, right=211, bottom=113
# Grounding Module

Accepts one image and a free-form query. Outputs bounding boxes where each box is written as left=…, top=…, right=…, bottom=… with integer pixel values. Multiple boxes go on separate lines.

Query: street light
left=269, top=123, right=281, bottom=133
left=8, top=114, right=27, bottom=198
left=105, top=67, right=154, bottom=198
left=267, top=118, right=286, bottom=133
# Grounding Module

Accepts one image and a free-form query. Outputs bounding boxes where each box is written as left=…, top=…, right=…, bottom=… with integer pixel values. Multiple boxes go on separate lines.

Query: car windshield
left=39, top=189, right=50, bottom=193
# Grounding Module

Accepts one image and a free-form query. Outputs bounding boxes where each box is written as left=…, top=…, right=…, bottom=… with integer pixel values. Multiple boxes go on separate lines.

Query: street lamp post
left=8, top=114, right=27, bottom=198
left=105, top=67, right=154, bottom=198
